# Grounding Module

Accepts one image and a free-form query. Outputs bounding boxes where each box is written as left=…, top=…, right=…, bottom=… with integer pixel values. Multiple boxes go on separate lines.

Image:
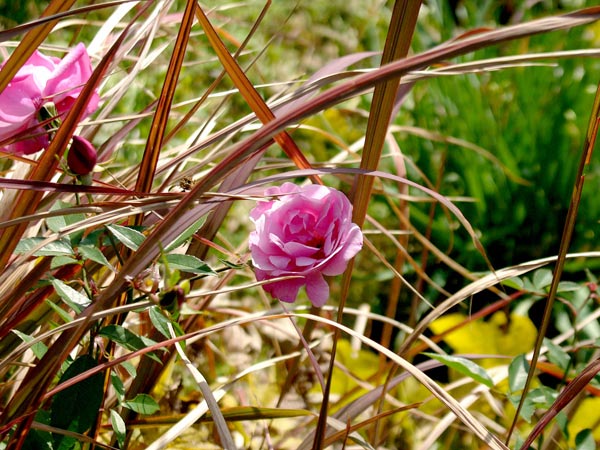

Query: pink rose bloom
left=249, top=183, right=363, bottom=306
left=0, top=43, right=99, bottom=155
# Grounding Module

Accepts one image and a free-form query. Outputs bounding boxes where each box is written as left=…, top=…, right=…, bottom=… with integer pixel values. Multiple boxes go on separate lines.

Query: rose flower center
left=286, top=211, right=325, bottom=249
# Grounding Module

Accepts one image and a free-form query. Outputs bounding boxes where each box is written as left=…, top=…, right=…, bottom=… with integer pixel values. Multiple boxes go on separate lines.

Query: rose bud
left=249, top=182, right=363, bottom=307
left=67, top=135, right=97, bottom=175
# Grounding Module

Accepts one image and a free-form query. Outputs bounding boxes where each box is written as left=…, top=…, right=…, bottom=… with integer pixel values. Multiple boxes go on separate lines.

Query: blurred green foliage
left=401, top=0, right=600, bottom=273
left=0, top=0, right=45, bottom=27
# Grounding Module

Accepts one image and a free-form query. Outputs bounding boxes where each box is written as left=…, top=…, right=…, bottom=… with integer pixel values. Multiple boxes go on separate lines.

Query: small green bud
left=179, top=279, right=190, bottom=296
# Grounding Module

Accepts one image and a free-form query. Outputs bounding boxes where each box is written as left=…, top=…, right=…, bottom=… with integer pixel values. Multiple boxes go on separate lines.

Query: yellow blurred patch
left=429, top=312, right=537, bottom=368
left=567, top=397, right=600, bottom=446
left=327, top=339, right=382, bottom=411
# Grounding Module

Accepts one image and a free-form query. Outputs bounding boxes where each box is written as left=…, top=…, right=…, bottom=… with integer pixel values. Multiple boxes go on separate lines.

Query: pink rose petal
left=249, top=183, right=363, bottom=306
left=0, top=44, right=98, bottom=155
left=304, top=272, right=329, bottom=307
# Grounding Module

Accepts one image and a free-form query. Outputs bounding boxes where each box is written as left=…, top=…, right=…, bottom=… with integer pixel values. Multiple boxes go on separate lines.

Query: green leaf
left=46, top=201, right=86, bottom=233
left=50, top=355, right=104, bottom=449
left=516, top=387, right=557, bottom=423
left=556, top=410, right=569, bottom=441
left=110, top=409, right=127, bottom=448
left=45, top=299, right=74, bottom=323
left=149, top=305, right=184, bottom=340
left=423, top=352, right=494, bottom=388
left=98, top=324, right=161, bottom=363
left=558, top=281, right=582, bottom=293
left=122, top=394, right=159, bottom=415
left=149, top=306, right=171, bottom=338
left=509, top=354, right=530, bottom=393
left=51, top=279, right=91, bottom=314
left=519, top=396, right=536, bottom=423
left=164, top=215, right=206, bottom=252
left=502, top=277, right=524, bottom=290
left=527, top=386, right=557, bottom=405
left=106, top=224, right=146, bottom=251
left=78, top=244, right=113, bottom=270
left=110, top=371, right=125, bottom=401
left=12, top=329, right=47, bottom=359
left=544, top=338, right=571, bottom=371
left=533, top=268, right=553, bottom=291
left=50, top=255, right=79, bottom=269
left=22, top=410, right=53, bottom=450
left=575, top=429, right=595, bottom=450
left=46, top=201, right=86, bottom=246
left=120, top=360, right=137, bottom=378
left=164, top=254, right=216, bottom=275
left=15, top=237, right=74, bottom=256
left=79, top=229, right=104, bottom=247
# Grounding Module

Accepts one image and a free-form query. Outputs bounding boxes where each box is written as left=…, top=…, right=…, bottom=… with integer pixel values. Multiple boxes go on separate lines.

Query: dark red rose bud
left=67, top=135, right=97, bottom=175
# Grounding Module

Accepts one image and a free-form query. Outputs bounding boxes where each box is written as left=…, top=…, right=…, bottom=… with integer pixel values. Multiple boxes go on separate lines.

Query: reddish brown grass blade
left=313, top=2, right=422, bottom=448
left=163, top=1, right=269, bottom=149
left=0, top=177, right=165, bottom=196
left=133, top=0, right=196, bottom=202
left=520, top=358, right=600, bottom=450
left=0, top=1, right=139, bottom=42
left=0, top=0, right=76, bottom=94
left=507, top=78, right=600, bottom=444
left=0, top=263, right=81, bottom=342
left=194, top=3, right=319, bottom=181
left=0, top=257, right=53, bottom=328
left=350, top=0, right=422, bottom=225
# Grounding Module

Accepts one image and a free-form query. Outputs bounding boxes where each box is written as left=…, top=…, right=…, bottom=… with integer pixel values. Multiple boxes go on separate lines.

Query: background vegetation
left=0, top=0, right=599, bottom=449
